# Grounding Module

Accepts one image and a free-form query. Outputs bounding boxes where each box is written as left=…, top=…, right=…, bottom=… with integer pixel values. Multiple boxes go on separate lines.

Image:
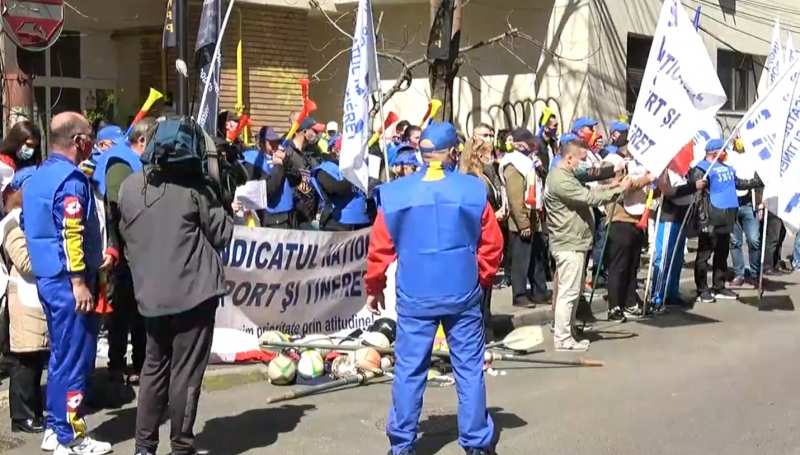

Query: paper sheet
left=368, top=156, right=381, bottom=180
left=235, top=180, right=267, bottom=211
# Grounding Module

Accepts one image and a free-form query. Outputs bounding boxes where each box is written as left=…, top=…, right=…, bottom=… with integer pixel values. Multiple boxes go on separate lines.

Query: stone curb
left=0, top=363, right=271, bottom=410
left=489, top=293, right=609, bottom=331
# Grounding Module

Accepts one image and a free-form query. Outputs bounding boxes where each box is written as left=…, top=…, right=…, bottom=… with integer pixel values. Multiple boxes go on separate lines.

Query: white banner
left=216, top=226, right=395, bottom=338
left=628, top=0, right=727, bottom=177
left=339, top=0, right=380, bottom=193
left=775, top=72, right=800, bottom=228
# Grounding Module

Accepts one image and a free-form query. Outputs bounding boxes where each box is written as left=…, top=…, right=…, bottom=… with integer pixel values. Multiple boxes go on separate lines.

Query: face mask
left=17, top=145, right=34, bottom=160
left=576, top=162, right=591, bottom=173
left=546, top=128, right=558, bottom=138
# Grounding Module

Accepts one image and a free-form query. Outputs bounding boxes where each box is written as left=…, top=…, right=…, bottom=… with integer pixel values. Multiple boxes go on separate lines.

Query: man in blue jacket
left=691, top=138, right=762, bottom=303
left=365, top=122, right=504, bottom=455
left=92, top=118, right=154, bottom=387
left=22, top=112, right=112, bottom=455
left=311, top=136, right=371, bottom=231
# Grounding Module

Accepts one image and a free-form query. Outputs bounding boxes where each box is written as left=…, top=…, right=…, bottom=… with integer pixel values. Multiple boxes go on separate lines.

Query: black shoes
left=11, top=417, right=45, bottom=433
left=607, top=307, right=627, bottom=322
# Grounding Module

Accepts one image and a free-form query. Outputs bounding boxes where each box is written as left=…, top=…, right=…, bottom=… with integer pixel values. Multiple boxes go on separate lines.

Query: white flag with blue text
left=774, top=64, right=800, bottom=228
left=338, top=0, right=380, bottom=193
left=627, top=0, right=727, bottom=177
left=787, top=33, right=797, bottom=65
left=767, top=20, right=785, bottom=87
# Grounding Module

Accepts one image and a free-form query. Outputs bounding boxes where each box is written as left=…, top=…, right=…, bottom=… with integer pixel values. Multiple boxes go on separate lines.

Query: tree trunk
left=428, top=0, right=462, bottom=123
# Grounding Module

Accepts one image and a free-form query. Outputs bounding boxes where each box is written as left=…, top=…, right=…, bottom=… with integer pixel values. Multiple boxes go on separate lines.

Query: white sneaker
left=54, top=438, right=112, bottom=455
left=42, top=429, right=58, bottom=451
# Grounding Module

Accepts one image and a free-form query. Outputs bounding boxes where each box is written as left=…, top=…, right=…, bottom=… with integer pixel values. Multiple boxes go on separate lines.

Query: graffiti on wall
left=463, top=97, right=563, bottom=133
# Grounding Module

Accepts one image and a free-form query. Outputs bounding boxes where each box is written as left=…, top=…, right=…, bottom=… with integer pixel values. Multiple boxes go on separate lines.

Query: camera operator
left=118, top=117, right=234, bottom=455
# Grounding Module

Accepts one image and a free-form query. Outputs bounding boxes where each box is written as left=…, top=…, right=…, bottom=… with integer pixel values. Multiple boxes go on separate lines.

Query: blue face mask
left=17, top=145, right=34, bottom=160
left=576, top=162, right=591, bottom=174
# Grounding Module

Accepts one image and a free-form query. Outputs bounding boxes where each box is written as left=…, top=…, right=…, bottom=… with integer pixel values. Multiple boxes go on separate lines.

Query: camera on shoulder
left=142, top=115, right=248, bottom=211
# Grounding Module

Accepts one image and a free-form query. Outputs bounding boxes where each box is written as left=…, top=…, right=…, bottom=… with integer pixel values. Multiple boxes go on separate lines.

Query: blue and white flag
left=338, top=0, right=380, bottom=193
left=767, top=20, right=785, bottom=88
left=787, top=33, right=797, bottom=65
left=627, top=0, right=726, bottom=176
left=739, top=58, right=800, bottom=190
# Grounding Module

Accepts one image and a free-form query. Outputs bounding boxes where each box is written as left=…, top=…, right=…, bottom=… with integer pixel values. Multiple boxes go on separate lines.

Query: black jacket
left=688, top=167, right=763, bottom=235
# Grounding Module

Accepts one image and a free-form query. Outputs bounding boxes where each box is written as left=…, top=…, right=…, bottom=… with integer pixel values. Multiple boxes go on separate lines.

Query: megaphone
left=125, top=88, right=164, bottom=136
left=368, top=111, right=400, bottom=147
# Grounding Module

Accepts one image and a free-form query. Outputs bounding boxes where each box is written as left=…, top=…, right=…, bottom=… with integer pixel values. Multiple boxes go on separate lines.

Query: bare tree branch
left=308, top=0, right=528, bottom=116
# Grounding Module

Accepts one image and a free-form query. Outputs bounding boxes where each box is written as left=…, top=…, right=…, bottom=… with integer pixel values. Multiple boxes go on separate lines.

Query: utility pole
left=175, top=0, right=190, bottom=116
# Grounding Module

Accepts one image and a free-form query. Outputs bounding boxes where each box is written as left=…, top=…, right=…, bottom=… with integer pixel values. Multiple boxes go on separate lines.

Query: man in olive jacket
left=545, top=139, right=630, bottom=352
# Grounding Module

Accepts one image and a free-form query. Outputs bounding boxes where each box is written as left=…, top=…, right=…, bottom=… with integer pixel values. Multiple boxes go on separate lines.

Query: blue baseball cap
left=96, top=125, right=125, bottom=144
left=11, top=166, right=35, bottom=192
left=705, top=138, right=725, bottom=152
left=299, top=118, right=325, bottom=132
left=604, top=145, right=619, bottom=155
left=419, top=122, right=459, bottom=153
left=571, top=117, right=597, bottom=132
left=258, top=126, right=280, bottom=142
left=559, top=132, right=578, bottom=147
left=394, top=153, right=421, bottom=167
left=609, top=121, right=629, bottom=134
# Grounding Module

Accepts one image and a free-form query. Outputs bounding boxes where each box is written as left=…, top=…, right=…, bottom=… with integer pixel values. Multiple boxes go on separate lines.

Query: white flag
left=764, top=20, right=785, bottom=90
left=690, top=116, right=723, bottom=167
left=739, top=58, right=800, bottom=194
left=774, top=67, right=800, bottom=228
left=338, top=0, right=380, bottom=193
left=627, top=0, right=727, bottom=177
left=787, top=33, right=797, bottom=65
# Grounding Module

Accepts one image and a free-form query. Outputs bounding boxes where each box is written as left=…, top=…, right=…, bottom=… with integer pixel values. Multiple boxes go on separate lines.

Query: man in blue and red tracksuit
left=365, top=122, right=504, bottom=455
left=21, top=112, right=113, bottom=455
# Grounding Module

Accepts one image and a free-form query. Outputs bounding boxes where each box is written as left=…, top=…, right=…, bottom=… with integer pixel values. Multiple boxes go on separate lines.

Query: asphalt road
left=1, top=246, right=798, bottom=454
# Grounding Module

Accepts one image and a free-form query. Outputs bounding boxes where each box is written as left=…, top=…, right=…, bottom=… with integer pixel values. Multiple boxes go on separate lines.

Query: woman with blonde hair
left=0, top=168, right=48, bottom=435
left=460, top=137, right=507, bottom=340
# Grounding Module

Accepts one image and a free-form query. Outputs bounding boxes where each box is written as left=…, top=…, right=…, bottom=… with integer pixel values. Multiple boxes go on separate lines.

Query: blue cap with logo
left=419, top=122, right=459, bottom=153
left=705, top=138, right=725, bottom=152
left=394, top=153, right=422, bottom=167
left=571, top=117, right=598, bottom=132
left=96, top=125, right=126, bottom=144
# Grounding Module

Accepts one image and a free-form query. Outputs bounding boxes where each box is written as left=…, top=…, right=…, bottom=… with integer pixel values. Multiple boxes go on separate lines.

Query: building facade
left=2, top=0, right=796, bottom=138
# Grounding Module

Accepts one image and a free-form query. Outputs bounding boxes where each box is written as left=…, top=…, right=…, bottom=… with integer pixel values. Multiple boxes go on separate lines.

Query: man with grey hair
left=545, top=139, right=629, bottom=352
left=22, top=112, right=112, bottom=454
left=92, top=118, right=154, bottom=387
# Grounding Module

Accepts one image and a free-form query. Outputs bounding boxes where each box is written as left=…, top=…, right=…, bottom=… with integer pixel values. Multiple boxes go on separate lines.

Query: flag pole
left=368, top=0, right=390, bottom=183
left=198, top=0, right=236, bottom=120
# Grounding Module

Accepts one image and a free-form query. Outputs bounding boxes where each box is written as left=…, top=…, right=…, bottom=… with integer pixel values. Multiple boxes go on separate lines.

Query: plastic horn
left=299, top=78, right=310, bottom=101
left=266, top=367, right=392, bottom=404
left=228, top=114, right=251, bottom=143
left=636, top=183, right=656, bottom=229
left=421, top=99, right=443, bottom=129
left=125, top=88, right=163, bottom=136
left=281, top=97, right=318, bottom=149
left=367, top=111, right=400, bottom=147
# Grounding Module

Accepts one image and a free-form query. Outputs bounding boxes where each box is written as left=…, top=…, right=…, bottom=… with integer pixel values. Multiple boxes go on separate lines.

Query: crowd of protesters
left=0, top=103, right=791, bottom=453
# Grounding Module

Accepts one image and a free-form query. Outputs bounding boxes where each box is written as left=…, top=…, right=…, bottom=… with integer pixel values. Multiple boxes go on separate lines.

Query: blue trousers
left=730, top=205, right=761, bottom=279
left=387, top=303, right=493, bottom=454
left=37, top=275, right=100, bottom=446
left=650, top=220, right=686, bottom=305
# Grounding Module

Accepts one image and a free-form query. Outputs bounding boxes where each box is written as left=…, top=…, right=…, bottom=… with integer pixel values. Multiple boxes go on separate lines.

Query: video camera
left=143, top=116, right=248, bottom=214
